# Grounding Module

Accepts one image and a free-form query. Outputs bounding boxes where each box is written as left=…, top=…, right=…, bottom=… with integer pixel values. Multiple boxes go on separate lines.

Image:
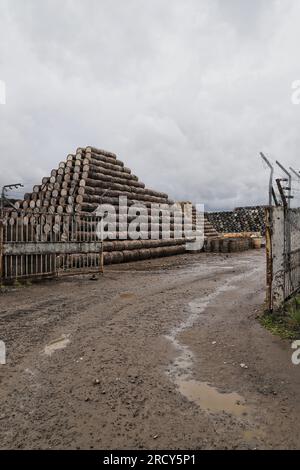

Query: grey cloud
left=0, top=0, right=300, bottom=210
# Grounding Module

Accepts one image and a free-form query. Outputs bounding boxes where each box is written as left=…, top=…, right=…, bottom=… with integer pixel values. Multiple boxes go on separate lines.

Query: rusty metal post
left=0, top=214, right=3, bottom=285
left=95, top=188, right=110, bottom=276
left=265, top=206, right=273, bottom=310
left=276, top=161, right=292, bottom=209
left=260, top=153, right=275, bottom=310
left=276, top=170, right=297, bottom=301
left=276, top=178, right=288, bottom=300
left=99, top=218, right=104, bottom=274
left=276, top=178, right=287, bottom=208
left=0, top=187, right=4, bottom=284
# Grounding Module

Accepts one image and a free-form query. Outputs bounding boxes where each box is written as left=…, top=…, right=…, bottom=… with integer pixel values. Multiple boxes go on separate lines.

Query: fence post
left=265, top=206, right=273, bottom=310
left=260, top=153, right=274, bottom=206
left=0, top=217, right=3, bottom=284
left=99, top=218, right=104, bottom=274
left=260, top=153, right=275, bottom=310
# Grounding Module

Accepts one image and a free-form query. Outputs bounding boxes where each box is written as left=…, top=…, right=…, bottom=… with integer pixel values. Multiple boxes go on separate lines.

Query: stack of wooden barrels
left=205, top=206, right=266, bottom=236
left=235, top=206, right=266, bottom=235
left=13, top=146, right=220, bottom=264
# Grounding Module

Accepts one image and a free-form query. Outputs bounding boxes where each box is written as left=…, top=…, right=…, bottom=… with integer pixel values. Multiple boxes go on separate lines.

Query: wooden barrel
left=252, top=237, right=262, bottom=249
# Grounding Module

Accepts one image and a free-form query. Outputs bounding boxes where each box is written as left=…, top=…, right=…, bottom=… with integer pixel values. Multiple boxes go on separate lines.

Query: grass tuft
left=260, top=294, right=300, bottom=340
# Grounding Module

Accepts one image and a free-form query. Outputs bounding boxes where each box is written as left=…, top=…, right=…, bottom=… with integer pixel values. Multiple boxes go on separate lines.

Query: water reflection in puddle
left=120, top=292, right=136, bottom=299
left=165, top=268, right=260, bottom=415
left=177, top=379, right=247, bottom=416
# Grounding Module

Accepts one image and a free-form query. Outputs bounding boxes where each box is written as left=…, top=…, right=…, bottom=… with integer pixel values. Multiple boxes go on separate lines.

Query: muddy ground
left=0, top=249, right=300, bottom=450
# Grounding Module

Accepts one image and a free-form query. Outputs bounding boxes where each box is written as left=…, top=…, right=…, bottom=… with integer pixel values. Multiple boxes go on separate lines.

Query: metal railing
left=0, top=210, right=103, bottom=282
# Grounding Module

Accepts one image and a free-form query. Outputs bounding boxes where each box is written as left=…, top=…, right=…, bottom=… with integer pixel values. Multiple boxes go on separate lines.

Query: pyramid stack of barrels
left=15, top=146, right=219, bottom=264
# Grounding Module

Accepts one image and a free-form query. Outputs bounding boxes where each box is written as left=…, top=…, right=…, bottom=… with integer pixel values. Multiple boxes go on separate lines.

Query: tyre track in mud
left=0, top=250, right=299, bottom=449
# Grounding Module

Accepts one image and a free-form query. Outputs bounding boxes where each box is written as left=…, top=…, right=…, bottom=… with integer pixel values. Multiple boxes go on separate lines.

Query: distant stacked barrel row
left=15, top=146, right=219, bottom=263
left=205, top=206, right=266, bottom=236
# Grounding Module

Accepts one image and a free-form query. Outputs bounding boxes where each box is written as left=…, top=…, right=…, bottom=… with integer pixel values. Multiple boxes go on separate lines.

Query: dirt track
left=0, top=250, right=300, bottom=449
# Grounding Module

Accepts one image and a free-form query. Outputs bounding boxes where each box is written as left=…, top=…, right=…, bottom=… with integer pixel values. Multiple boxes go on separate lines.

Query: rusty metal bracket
left=276, top=179, right=287, bottom=208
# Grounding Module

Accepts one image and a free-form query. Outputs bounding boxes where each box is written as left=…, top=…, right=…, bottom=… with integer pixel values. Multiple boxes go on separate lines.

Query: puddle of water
left=243, top=429, right=265, bottom=443
left=44, top=334, right=70, bottom=356
left=177, top=379, right=247, bottom=417
left=119, top=292, right=136, bottom=299
left=165, top=267, right=262, bottom=416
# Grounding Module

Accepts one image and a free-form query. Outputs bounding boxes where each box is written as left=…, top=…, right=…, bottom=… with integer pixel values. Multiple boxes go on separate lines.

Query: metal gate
left=266, top=205, right=300, bottom=310
left=0, top=211, right=103, bottom=282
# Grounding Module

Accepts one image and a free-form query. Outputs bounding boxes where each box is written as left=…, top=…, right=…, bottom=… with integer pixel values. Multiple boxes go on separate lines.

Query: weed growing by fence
left=260, top=296, right=300, bottom=340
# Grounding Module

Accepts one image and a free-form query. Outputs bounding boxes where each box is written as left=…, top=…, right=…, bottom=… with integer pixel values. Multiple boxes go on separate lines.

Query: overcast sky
left=1, top=0, right=300, bottom=210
